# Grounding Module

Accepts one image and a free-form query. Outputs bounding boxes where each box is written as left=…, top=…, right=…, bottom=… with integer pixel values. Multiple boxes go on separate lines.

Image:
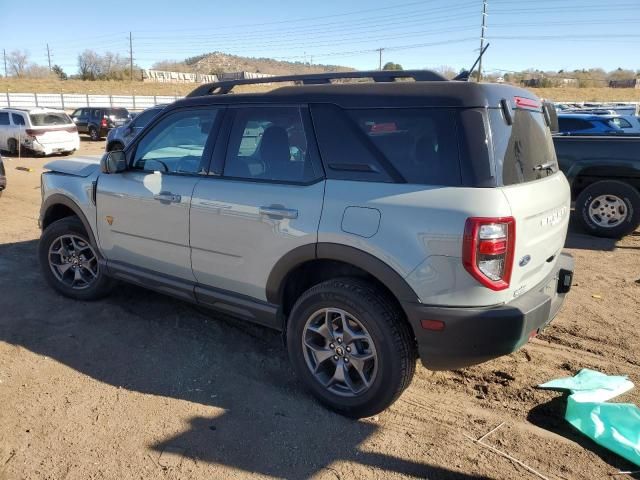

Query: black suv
left=70, top=107, right=130, bottom=140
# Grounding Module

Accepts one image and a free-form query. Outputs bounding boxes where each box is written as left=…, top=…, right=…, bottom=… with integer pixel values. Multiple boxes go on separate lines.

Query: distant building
left=142, top=69, right=218, bottom=84
left=609, top=79, right=640, bottom=89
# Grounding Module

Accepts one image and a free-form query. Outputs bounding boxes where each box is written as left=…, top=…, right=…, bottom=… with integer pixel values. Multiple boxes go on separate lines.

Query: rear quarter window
left=29, top=112, right=72, bottom=126
left=490, top=108, right=558, bottom=186
left=311, top=105, right=461, bottom=186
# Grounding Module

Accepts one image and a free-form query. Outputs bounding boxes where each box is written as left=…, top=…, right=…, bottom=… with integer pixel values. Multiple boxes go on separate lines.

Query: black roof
left=174, top=80, right=538, bottom=110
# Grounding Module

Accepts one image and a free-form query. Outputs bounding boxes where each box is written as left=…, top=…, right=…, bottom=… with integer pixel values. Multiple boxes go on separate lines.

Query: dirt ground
left=0, top=140, right=638, bottom=480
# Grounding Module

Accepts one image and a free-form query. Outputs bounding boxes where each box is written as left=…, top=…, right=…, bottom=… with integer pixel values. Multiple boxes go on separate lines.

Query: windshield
left=29, top=112, right=73, bottom=126
left=490, top=108, right=559, bottom=186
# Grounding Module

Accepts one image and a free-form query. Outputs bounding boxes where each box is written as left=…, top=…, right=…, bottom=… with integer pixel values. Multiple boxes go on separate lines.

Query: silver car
left=39, top=71, right=574, bottom=418
left=105, top=105, right=165, bottom=152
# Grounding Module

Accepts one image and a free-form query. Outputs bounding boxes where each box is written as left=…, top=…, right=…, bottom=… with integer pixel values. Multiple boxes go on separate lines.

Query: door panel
left=190, top=105, right=324, bottom=301
left=190, top=178, right=324, bottom=300
left=97, top=172, right=198, bottom=280
left=96, top=106, right=221, bottom=281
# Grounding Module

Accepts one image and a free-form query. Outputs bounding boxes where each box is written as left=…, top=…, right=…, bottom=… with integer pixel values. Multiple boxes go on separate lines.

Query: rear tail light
left=101, top=117, right=108, bottom=128
left=462, top=217, right=515, bottom=291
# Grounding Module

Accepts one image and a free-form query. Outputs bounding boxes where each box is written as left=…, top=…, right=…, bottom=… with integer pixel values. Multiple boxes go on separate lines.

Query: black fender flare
left=40, top=194, right=99, bottom=249
left=265, top=242, right=420, bottom=306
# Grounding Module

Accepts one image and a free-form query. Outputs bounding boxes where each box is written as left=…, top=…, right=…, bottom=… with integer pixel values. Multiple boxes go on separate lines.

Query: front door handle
left=259, top=206, right=298, bottom=219
left=153, top=192, right=182, bottom=203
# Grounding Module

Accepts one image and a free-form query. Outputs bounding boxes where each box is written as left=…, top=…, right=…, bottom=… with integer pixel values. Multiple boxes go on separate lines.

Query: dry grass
left=2, top=79, right=639, bottom=103
left=530, top=87, right=640, bottom=102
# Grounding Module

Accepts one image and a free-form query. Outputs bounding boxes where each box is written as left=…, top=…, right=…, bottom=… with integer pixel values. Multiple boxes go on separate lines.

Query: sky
left=0, top=0, right=639, bottom=76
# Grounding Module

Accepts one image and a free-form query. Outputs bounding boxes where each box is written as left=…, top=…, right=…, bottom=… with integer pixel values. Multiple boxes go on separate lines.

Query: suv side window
left=91, top=109, right=101, bottom=119
left=608, top=117, right=632, bottom=129
left=0, top=112, right=9, bottom=125
left=224, top=107, right=315, bottom=183
left=348, top=108, right=461, bottom=186
left=131, top=108, right=219, bottom=174
left=11, top=113, right=25, bottom=126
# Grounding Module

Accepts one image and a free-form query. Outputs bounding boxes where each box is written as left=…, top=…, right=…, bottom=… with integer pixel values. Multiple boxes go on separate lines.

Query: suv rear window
left=490, top=108, right=558, bottom=186
left=29, top=112, right=73, bottom=126
left=107, top=108, right=129, bottom=119
left=347, top=108, right=461, bottom=186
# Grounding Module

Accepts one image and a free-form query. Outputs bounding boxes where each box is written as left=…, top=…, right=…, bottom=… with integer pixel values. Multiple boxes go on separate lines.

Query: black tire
left=39, top=217, right=113, bottom=300
left=287, top=277, right=416, bottom=418
left=107, top=142, right=124, bottom=152
left=89, top=126, right=101, bottom=141
left=7, top=138, right=18, bottom=156
left=575, top=180, right=640, bottom=238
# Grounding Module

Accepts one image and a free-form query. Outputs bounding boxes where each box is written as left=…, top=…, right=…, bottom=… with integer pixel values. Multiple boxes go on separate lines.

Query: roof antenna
left=454, top=43, right=490, bottom=82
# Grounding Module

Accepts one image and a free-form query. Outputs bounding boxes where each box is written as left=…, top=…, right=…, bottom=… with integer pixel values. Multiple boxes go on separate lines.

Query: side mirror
left=101, top=150, right=127, bottom=174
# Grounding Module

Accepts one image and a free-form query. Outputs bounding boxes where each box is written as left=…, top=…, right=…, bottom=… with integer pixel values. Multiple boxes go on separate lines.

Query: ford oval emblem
left=519, top=255, right=531, bottom=267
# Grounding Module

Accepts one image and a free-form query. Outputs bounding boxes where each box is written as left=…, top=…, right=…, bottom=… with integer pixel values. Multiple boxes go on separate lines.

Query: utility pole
left=129, top=32, right=134, bottom=81
left=377, top=47, right=384, bottom=70
left=3, top=49, right=7, bottom=78
left=46, top=44, right=52, bottom=71
left=478, top=0, right=487, bottom=82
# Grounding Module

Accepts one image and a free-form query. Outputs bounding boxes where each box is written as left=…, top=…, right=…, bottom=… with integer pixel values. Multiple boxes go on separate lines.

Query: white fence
left=0, top=93, right=184, bottom=111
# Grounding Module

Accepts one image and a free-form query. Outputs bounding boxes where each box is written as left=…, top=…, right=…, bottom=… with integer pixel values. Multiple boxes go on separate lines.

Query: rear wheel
left=7, top=138, right=18, bottom=156
left=39, top=217, right=113, bottom=300
left=287, top=278, right=416, bottom=418
left=89, top=126, right=100, bottom=141
left=576, top=180, right=640, bottom=238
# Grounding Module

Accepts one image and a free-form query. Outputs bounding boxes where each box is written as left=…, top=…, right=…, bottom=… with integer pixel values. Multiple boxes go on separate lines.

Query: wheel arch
left=41, top=194, right=99, bottom=249
left=267, top=243, right=420, bottom=319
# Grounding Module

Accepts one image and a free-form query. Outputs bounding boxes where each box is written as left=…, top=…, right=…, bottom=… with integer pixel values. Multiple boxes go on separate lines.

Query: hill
left=183, top=51, right=353, bottom=76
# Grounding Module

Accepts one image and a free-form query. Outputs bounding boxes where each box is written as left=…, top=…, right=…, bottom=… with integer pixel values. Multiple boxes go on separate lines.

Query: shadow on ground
left=0, top=239, right=491, bottom=479
left=527, top=394, right=640, bottom=478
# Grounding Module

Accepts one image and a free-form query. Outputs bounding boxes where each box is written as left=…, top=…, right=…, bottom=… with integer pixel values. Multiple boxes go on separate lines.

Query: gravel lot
left=0, top=140, right=638, bottom=480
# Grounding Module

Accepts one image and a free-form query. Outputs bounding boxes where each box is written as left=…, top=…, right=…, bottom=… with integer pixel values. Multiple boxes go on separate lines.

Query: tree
left=8, top=50, right=29, bottom=77
left=78, top=50, right=100, bottom=80
left=382, top=62, right=403, bottom=71
left=52, top=65, right=67, bottom=80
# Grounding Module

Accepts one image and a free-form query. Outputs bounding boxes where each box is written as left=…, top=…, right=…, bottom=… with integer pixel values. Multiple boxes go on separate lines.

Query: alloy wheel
left=48, top=234, right=99, bottom=290
left=302, top=307, right=378, bottom=397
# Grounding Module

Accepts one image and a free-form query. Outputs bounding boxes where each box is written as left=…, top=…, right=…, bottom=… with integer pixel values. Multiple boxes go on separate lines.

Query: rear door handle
left=259, top=206, right=298, bottom=219
left=153, top=192, right=182, bottom=203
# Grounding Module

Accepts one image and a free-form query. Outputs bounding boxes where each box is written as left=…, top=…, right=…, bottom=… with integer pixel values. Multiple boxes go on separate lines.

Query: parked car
left=0, top=154, right=6, bottom=196
left=554, top=135, right=640, bottom=238
left=38, top=71, right=574, bottom=418
left=557, top=113, right=628, bottom=135
left=70, top=107, right=130, bottom=141
left=0, top=108, right=79, bottom=156
left=105, top=105, right=165, bottom=152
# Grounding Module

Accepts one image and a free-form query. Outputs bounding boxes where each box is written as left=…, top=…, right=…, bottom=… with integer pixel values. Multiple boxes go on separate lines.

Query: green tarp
left=539, top=369, right=640, bottom=467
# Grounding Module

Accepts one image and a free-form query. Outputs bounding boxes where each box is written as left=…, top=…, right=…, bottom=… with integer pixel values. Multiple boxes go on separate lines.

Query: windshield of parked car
left=29, top=112, right=73, bottom=126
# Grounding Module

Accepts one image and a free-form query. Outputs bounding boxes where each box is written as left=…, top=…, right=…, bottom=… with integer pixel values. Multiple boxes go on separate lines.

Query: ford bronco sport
left=38, top=71, right=574, bottom=418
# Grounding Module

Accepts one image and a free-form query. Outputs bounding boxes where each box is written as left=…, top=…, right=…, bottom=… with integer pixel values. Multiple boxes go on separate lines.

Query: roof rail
left=187, top=69, right=448, bottom=97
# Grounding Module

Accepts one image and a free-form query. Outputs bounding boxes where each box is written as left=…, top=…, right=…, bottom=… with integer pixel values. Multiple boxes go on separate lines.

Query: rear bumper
left=403, top=252, right=574, bottom=370
left=28, top=138, right=79, bottom=155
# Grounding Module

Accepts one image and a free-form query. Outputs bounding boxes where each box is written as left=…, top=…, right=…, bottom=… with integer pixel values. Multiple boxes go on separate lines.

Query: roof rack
left=187, top=69, right=448, bottom=97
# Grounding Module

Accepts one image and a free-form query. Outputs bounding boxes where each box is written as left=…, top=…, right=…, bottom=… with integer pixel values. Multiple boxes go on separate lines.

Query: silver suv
left=38, top=71, right=574, bottom=418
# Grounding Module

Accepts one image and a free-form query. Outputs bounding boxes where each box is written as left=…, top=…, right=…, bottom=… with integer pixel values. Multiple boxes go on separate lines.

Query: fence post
left=132, top=95, right=136, bottom=111
left=153, top=95, right=157, bottom=106
left=60, top=93, right=65, bottom=110
left=86, top=94, right=90, bottom=107
left=109, top=95, right=113, bottom=108
left=34, top=93, right=39, bottom=107
left=5, top=92, right=10, bottom=108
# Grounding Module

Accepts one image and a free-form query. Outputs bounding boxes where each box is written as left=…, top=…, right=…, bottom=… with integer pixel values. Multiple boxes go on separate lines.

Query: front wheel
left=576, top=180, right=640, bottom=238
left=39, top=217, right=113, bottom=300
left=287, top=278, right=416, bottom=418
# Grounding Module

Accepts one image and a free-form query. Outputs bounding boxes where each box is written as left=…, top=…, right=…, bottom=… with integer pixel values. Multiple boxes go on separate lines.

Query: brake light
left=514, top=96, right=541, bottom=110
left=462, top=217, right=515, bottom=291
left=101, top=117, right=108, bottom=127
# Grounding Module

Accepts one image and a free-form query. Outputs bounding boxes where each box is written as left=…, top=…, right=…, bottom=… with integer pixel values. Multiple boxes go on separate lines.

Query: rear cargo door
left=490, top=104, right=571, bottom=297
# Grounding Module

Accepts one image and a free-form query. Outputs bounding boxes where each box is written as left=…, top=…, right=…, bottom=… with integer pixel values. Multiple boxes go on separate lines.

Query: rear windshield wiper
left=534, top=162, right=556, bottom=173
